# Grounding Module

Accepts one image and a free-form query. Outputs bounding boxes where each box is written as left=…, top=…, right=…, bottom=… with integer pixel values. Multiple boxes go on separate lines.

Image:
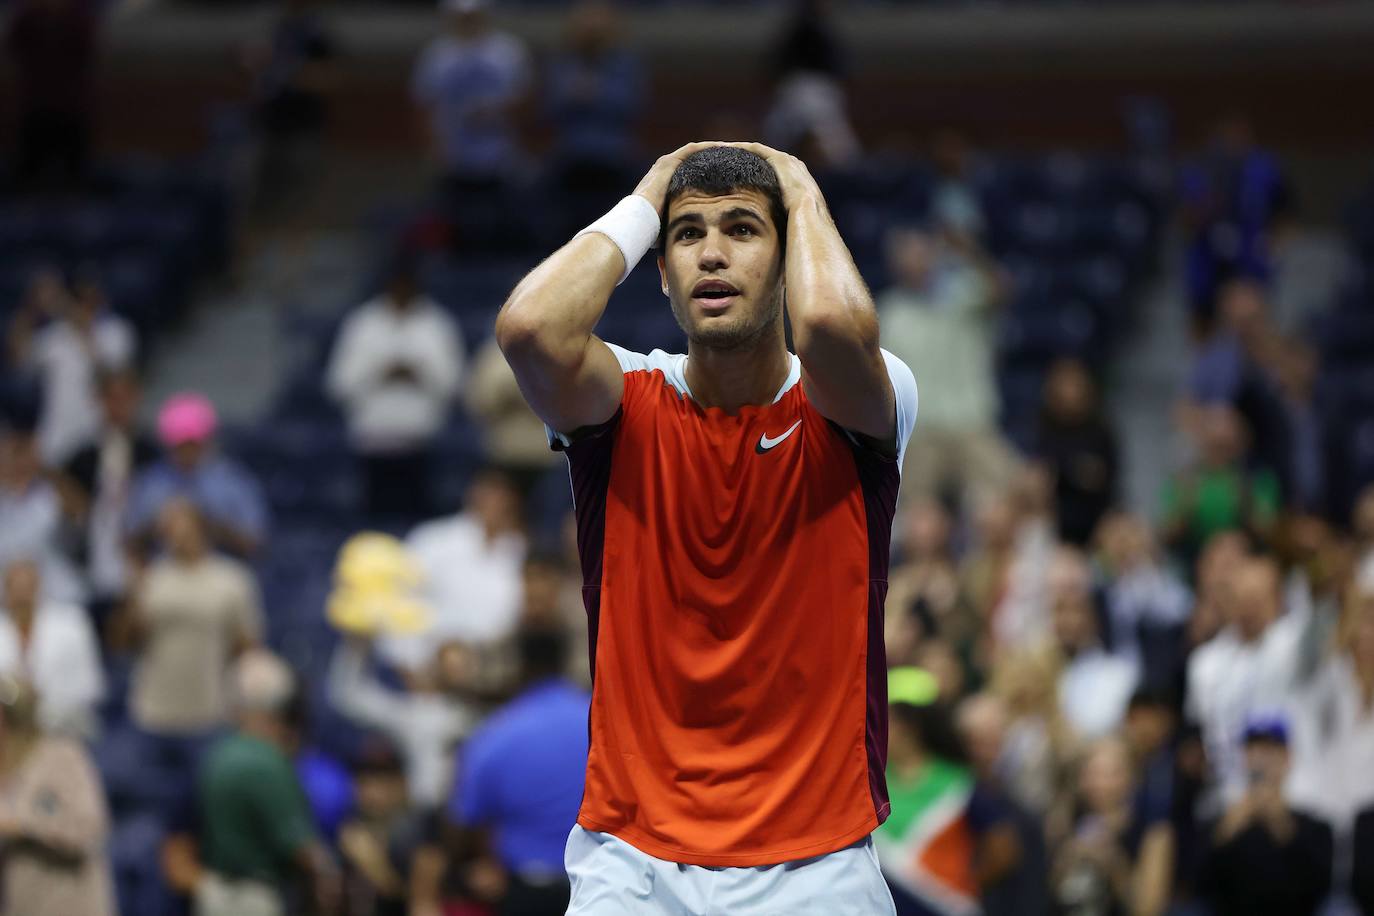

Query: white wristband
left=574, top=195, right=661, bottom=286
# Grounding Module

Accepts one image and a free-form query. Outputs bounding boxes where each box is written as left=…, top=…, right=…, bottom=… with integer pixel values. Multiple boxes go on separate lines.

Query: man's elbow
left=495, top=301, right=582, bottom=377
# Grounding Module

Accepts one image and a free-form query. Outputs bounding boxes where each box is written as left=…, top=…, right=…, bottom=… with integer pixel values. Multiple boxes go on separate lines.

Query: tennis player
left=496, top=141, right=917, bottom=914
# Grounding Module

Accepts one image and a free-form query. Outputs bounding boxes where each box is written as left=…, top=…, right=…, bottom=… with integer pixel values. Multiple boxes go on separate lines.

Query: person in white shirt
left=1286, top=555, right=1374, bottom=830
left=327, top=635, right=477, bottom=810
left=0, top=558, right=103, bottom=738
left=0, top=427, right=84, bottom=606
left=1186, top=555, right=1318, bottom=805
left=7, top=268, right=136, bottom=466
left=327, top=258, right=465, bottom=522
left=378, top=469, right=526, bottom=672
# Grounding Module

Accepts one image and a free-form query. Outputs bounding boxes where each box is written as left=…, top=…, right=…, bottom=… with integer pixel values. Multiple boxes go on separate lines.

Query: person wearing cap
left=196, top=649, right=340, bottom=916
left=412, top=0, right=531, bottom=187
left=877, top=667, right=1025, bottom=916
left=125, top=392, right=269, bottom=559
left=0, top=676, right=116, bottom=916
left=336, top=736, right=427, bottom=916
left=1198, top=714, right=1333, bottom=916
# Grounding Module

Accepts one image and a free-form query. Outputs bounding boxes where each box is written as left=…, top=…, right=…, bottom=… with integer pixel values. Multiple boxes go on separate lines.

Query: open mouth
left=691, top=279, right=741, bottom=309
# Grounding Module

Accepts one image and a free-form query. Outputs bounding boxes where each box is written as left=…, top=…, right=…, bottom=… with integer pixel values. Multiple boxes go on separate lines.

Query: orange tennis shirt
left=552, top=343, right=919, bottom=867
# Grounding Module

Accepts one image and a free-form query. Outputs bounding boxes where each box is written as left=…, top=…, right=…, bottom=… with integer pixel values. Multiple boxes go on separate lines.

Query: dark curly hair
left=659, top=146, right=788, bottom=250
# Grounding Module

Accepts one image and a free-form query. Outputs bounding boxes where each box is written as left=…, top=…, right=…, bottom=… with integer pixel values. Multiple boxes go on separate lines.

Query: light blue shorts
left=564, top=825, right=898, bottom=916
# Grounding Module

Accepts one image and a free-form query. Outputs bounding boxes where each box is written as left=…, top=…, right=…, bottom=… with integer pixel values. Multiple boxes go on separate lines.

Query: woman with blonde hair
left=0, top=675, right=116, bottom=915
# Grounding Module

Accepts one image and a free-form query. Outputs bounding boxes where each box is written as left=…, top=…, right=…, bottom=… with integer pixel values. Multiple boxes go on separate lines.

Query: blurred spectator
left=1287, top=555, right=1374, bottom=828
left=465, top=336, right=561, bottom=497
left=337, top=738, right=428, bottom=916
left=0, top=558, right=103, bottom=737
left=956, top=693, right=1050, bottom=916
left=4, top=0, right=99, bottom=193
left=0, top=426, right=85, bottom=604
left=242, top=0, right=338, bottom=209
left=1198, top=717, right=1331, bottom=916
left=327, top=636, right=477, bottom=810
left=984, top=467, right=1058, bottom=656
left=326, top=259, right=465, bottom=522
left=1179, top=115, right=1292, bottom=330
left=1161, top=405, right=1279, bottom=568
left=1186, top=556, right=1316, bottom=803
left=436, top=622, right=589, bottom=916
left=763, top=0, right=859, bottom=168
left=56, top=368, right=158, bottom=629
left=125, top=393, right=269, bottom=559
left=197, top=649, right=339, bottom=916
left=930, top=128, right=987, bottom=244
left=125, top=500, right=263, bottom=738
left=544, top=0, right=643, bottom=234
left=878, top=226, right=1015, bottom=510
left=7, top=268, right=137, bottom=466
left=1120, top=688, right=1180, bottom=833
left=380, top=469, right=526, bottom=670
left=886, top=500, right=974, bottom=669
left=1271, top=343, right=1327, bottom=515
left=1186, top=278, right=1292, bottom=490
left=1049, top=737, right=1173, bottom=916
left=1094, top=512, right=1192, bottom=682
left=413, top=0, right=531, bottom=186
left=875, top=668, right=979, bottom=916
left=1034, top=359, right=1118, bottom=547
left=1042, top=546, right=1138, bottom=742
left=516, top=550, right=589, bottom=689
left=0, top=677, right=115, bottom=916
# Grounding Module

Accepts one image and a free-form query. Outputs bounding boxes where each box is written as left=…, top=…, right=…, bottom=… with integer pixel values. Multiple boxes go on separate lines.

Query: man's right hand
left=632, top=141, right=727, bottom=219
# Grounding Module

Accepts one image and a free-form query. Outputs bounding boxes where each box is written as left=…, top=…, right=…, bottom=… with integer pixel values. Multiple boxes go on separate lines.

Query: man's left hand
left=726, top=142, right=823, bottom=210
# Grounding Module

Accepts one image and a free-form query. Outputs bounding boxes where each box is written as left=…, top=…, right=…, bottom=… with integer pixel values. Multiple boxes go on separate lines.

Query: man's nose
left=698, top=230, right=729, bottom=271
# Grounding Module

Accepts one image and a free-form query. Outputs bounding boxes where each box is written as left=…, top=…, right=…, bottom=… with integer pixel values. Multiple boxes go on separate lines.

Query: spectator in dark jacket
left=1034, top=358, right=1118, bottom=547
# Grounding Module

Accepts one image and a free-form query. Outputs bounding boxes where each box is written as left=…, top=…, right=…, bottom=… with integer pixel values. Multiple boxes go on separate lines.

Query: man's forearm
left=494, top=233, right=623, bottom=372
left=784, top=195, right=880, bottom=359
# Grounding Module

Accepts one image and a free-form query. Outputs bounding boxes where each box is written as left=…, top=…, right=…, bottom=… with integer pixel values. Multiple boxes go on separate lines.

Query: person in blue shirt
left=125, top=393, right=269, bottom=559
left=446, top=621, right=589, bottom=916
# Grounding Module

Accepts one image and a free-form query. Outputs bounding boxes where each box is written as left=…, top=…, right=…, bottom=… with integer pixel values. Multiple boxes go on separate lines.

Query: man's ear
left=657, top=255, right=668, bottom=297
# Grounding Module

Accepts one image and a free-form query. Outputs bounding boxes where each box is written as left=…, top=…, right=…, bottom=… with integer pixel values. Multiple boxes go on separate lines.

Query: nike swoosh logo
left=756, top=419, right=803, bottom=453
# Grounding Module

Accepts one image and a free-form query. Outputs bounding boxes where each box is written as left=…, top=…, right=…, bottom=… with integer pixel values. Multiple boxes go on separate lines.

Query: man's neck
left=683, top=332, right=792, bottom=414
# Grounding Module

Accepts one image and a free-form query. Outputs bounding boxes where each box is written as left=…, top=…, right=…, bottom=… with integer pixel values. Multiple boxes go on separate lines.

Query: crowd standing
left=4, top=0, right=1374, bottom=915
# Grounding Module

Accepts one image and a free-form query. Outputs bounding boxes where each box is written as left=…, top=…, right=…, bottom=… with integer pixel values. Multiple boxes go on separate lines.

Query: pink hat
left=158, top=393, right=218, bottom=447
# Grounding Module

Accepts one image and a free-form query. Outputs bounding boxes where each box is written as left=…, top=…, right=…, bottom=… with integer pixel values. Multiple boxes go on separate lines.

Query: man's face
left=1231, top=559, right=1281, bottom=640
left=659, top=189, right=784, bottom=352
left=101, top=376, right=140, bottom=429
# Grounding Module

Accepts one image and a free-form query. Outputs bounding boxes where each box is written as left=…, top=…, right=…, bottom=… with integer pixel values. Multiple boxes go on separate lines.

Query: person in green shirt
left=1162, top=405, right=1279, bottom=571
left=195, top=649, right=340, bottom=916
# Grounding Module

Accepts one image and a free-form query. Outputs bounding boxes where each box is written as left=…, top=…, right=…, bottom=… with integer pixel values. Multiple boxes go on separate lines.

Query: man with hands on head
left=497, top=141, right=917, bottom=914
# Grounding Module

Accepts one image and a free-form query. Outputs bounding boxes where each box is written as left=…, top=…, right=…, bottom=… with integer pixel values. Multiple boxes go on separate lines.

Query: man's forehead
left=667, top=189, right=772, bottom=220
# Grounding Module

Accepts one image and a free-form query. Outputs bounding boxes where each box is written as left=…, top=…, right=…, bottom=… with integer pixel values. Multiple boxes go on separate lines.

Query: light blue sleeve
left=545, top=344, right=685, bottom=448
left=881, top=348, right=919, bottom=470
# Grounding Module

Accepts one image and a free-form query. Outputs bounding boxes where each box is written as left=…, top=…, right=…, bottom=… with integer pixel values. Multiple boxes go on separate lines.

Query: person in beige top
left=128, top=499, right=264, bottom=735
left=0, top=676, right=116, bottom=916
left=465, top=335, right=560, bottom=492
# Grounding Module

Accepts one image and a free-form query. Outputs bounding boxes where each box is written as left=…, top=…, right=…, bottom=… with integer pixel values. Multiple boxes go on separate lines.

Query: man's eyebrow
left=666, top=212, right=704, bottom=232
left=722, top=207, right=765, bottom=224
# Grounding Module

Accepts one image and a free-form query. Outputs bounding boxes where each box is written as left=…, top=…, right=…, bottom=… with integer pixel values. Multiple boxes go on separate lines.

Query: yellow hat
left=888, top=667, right=940, bottom=708
left=327, top=532, right=431, bottom=636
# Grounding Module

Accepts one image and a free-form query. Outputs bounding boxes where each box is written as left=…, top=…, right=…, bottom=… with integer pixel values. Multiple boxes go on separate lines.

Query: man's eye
left=732, top=225, right=755, bottom=237
left=677, top=228, right=701, bottom=241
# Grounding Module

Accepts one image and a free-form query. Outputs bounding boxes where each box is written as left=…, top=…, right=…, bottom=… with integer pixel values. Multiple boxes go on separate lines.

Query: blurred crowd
left=4, top=1, right=1374, bottom=916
